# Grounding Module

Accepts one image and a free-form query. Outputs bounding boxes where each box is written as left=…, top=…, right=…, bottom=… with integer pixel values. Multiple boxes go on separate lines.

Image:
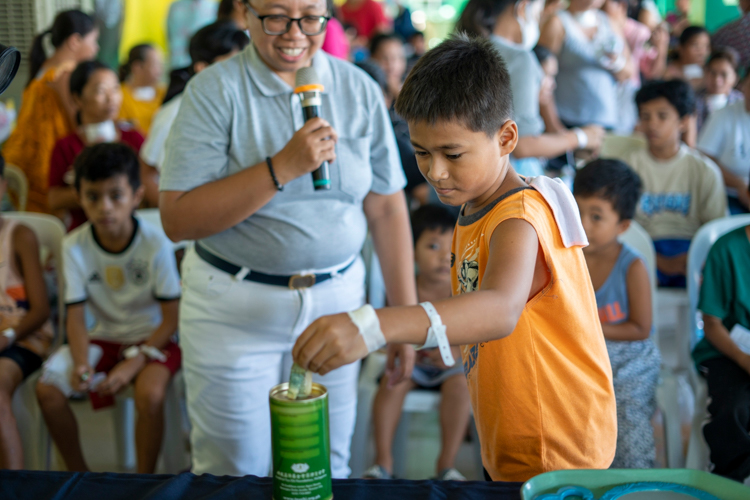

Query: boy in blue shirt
left=575, top=159, right=661, bottom=468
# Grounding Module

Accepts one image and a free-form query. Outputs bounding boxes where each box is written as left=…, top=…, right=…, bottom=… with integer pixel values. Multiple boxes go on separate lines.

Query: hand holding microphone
left=272, top=117, right=337, bottom=185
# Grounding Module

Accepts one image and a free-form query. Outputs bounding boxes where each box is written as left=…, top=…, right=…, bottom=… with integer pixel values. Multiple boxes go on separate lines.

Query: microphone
left=295, top=67, right=331, bottom=191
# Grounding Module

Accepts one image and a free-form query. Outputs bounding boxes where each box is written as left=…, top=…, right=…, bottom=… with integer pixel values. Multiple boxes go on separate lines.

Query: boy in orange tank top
left=292, top=34, right=617, bottom=483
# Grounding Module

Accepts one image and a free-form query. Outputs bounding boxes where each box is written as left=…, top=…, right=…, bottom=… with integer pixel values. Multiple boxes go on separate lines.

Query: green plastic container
left=270, top=382, right=333, bottom=500
left=522, top=469, right=750, bottom=500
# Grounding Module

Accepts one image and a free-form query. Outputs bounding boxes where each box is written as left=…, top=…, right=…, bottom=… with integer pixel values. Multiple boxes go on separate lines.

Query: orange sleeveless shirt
left=452, top=187, right=616, bottom=482
left=2, top=68, right=74, bottom=214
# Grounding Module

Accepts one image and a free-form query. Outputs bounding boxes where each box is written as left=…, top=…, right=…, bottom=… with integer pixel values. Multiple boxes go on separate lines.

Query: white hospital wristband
left=348, top=304, right=386, bottom=353
left=2, top=328, right=16, bottom=345
left=416, top=302, right=455, bottom=367
left=572, top=128, right=588, bottom=149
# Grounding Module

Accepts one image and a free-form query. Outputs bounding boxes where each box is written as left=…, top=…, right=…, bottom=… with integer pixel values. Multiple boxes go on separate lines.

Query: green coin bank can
left=270, top=382, right=333, bottom=500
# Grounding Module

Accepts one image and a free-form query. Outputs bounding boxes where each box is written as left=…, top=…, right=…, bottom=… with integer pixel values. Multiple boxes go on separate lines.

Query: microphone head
left=294, top=66, right=324, bottom=94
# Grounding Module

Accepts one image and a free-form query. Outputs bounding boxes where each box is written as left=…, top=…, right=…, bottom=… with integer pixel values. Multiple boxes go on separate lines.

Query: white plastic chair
left=619, top=221, right=684, bottom=468
left=5, top=213, right=66, bottom=470
left=350, top=351, right=483, bottom=480
left=4, top=164, right=28, bottom=212
left=685, top=215, right=750, bottom=471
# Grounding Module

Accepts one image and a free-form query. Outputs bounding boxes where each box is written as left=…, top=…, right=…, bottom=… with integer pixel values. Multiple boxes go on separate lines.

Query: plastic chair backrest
left=618, top=220, right=658, bottom=341
left=135, top=208, right=187, bottom=251
left=4, top=164, right=28, bottom=212
left=3, top=213, right=66, bottom=350
left=599, top=134, right=647, bottom=161
left=686, top=215, right=750, bottom=349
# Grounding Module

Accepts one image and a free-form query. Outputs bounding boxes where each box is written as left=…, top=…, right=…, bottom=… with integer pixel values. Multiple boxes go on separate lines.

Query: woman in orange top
left=2, top=10, right=99, bottom=213
left=118, top=44, right=166, bottom=135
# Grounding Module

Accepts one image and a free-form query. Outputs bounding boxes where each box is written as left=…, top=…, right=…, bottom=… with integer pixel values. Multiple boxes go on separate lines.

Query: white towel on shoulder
left=526, top=176, right=588, bottom=248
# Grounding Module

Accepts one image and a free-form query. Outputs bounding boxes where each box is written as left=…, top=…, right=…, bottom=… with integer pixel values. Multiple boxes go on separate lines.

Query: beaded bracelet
left=266, top=157, right=283, bottom=191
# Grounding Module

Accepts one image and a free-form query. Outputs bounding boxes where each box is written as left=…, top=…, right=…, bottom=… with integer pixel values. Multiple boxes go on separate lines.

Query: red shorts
left=90, top=338, right=182, bottom=376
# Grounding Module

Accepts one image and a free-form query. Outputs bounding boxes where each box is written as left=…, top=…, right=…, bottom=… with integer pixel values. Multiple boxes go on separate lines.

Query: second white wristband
left=348, top=304, right=386, bottom=353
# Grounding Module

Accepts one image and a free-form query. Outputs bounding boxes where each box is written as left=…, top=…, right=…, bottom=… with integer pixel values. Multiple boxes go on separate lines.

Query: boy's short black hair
left=574, top=159, right=643, bottom=221
left=706, top=46, right=740, bottom=71
left=395, top=33, right=513, bottom=136
left=189, top=20, right=249, bottom=66
left=635, top=79, right=695, bottom=117
left=411, top=204, right=457, bottom=244
left=74, top=143, right=141, bottom=192
left=679, top=25, right=709, bottom=46
left=369, top=33, right=403, bottom=57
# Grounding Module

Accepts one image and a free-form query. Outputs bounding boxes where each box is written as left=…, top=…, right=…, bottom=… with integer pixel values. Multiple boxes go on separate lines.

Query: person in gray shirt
left=456, top=0, right=604, bottom=176
left=159, top=0, right=417, bottom=478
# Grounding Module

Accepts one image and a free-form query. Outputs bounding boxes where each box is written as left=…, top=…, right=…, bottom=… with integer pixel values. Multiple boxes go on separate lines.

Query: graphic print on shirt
left=127, top=259, right=149, bottom=286
left=105, top=266, right=125, bottom=290
left=639, top=192, right=691, bottom=217
left=598, top=301, right=626, bottom=324
left=457, top=246, right=480, bottom=295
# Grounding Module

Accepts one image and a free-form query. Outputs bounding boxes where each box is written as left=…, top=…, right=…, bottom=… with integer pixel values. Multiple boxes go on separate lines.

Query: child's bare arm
left=293, top=219, right=540, bottom=375
left=143, top=299, right=179, bottom=349
left=601, top=258, right=652, bottom=341
left=10, top=225, right=50, bottom=341
left=66, top=303, right=92, bottom=391
left=703, top=314, right=750, bottom=375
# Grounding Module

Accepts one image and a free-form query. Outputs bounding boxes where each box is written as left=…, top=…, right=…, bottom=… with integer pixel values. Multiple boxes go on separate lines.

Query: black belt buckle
left=289, top=274, right=316, bottom=289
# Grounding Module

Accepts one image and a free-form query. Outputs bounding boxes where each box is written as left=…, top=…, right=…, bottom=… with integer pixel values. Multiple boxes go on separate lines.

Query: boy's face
left=78, top=175, right=144, bottom=235
left=638, top=97, right=687, bottom=152
left=705, top=59, right=737, bottom=95
left=415, top=228, right=453, bottom=285
left=680, top=33, right=710, bottom=65
left=372, top=40, right=406, bottom=84
left=409, top=119, right=517, bottom=207
left=576, top=195, right=630, bottom=254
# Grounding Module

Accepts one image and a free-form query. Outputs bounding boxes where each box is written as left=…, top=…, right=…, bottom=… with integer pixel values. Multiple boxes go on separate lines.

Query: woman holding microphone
left=159, top=0, right=416, bottom=478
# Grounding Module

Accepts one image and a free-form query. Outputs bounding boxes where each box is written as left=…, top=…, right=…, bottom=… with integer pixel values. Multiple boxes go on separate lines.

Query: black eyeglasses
left=246, top=5, right=329, bottom=36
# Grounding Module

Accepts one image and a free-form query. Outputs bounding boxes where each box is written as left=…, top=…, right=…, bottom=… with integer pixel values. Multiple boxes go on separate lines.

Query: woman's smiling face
left=245, top=0, right=328, bottom=85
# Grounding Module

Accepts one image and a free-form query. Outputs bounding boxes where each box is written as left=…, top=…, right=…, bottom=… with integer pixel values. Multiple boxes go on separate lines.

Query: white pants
left=179, top=247, right=364, bottom=478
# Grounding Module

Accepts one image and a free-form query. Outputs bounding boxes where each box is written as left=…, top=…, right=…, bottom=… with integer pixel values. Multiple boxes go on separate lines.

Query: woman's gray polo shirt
left=160, top=44, right=406, bottom=275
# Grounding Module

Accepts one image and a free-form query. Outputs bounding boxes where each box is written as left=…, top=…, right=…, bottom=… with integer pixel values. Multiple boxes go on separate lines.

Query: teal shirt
left=692, top=227, right=750, bottom=367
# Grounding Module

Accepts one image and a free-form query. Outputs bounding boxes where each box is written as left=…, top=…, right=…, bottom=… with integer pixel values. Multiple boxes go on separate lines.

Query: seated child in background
left=691, top=224, right=750, bottom=481
left=697, top=67, right=750, bottom=215
left=363, top=205, right=470, bottom=481
left=664, top=26, right=710, bottom=90
left=293, top=34, right=617, bottom=483
left=369, top=33, right=407, bottom=101
left=0, top=153, right=54, bottom=470
left=574, top=159, right=661, bottom=469
left=615, top=79, right=726, bottom=287
left=695, top=48, right=742, bottom=133
left=36, top=143, right=182, bottom=474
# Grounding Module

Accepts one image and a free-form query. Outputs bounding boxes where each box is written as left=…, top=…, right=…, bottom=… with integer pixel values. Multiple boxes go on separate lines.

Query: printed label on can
left=270, top=383, right=333, bottom=500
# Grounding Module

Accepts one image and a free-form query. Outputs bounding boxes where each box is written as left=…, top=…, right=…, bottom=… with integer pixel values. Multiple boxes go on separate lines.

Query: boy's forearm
left=12, top=309, right=49, bottom=342
left=377, top=290, right=518, bottom=346
left=67, top=323, right=91, bottom=368
left=704, top=317, right=750, bottom=368
left=143, top=321, right=177, bottom=350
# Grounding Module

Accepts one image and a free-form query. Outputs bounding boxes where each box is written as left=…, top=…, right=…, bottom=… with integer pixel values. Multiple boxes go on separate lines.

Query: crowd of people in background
left=0, top=0, right=749, bottom=486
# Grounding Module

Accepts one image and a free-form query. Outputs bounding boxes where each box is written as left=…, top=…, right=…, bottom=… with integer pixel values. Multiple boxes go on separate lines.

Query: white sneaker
left=362, top=465, right=393, bottom=479
left=437, top=468, right=467, bottom=481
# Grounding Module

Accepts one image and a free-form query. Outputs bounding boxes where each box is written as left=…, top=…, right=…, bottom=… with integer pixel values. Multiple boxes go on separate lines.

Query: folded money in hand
left=287, top=363, right=313, bottom=400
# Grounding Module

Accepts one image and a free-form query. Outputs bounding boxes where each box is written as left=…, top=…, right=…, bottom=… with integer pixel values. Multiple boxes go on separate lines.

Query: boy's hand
left=385, top=344, right=415, bottom=388
left=71, top=364, right=93, bottom=393
left=97, top=356, right=146, bottom=396
left=293, top=313, right=369, bottom=376
left=420, top=346, right=462, bottom=371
